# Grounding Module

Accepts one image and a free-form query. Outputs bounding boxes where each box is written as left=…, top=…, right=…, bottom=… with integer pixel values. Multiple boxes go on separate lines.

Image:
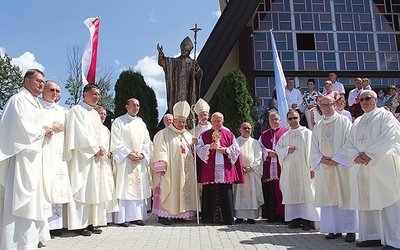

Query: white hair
left=211, top=112, right=224, bottom=121
left=360, top=90, right=377, bottom=98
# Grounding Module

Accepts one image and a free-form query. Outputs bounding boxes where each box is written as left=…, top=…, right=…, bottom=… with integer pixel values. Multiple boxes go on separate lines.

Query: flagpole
left=270, top=29, right=289, bottom=127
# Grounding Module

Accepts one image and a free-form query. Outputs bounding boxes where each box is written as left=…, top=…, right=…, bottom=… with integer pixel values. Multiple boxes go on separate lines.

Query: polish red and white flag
left=82, top=16, right=100, bottom=85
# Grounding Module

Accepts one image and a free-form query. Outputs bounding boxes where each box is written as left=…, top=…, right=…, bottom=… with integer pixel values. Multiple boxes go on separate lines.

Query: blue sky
left=0, top=0, right=220, bottom=119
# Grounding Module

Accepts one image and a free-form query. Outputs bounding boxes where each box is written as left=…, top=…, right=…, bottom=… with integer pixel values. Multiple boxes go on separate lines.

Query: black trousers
left=261, top=180, right=276, bottom=219
left=201, top=184, right=234, bottom=224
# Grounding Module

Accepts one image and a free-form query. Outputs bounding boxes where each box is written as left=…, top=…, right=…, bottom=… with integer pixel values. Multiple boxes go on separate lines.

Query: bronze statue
left=157, top=36, right=203, bottom=113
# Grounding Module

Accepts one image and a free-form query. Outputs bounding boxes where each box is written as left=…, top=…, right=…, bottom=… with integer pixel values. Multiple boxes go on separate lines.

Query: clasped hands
left=52, top=121, right=64, bottom=133
left=43, top=125, right=54, bottom=137
left=95, top=146, right=106, bottom=157
left=242, top=166, right=252, bottom=173
left=43, top=121, right=65, bottom=138
left=268, top=150, right=278, bottom=158
left=210, top=142, right=226, bottom=154
left=128, top=152, right=144, bottom=163
left=321, top=156, right=338, bottom=166
left=354, top=152, right=371, bottom=165
left=287, top=146, right=296, bottom=154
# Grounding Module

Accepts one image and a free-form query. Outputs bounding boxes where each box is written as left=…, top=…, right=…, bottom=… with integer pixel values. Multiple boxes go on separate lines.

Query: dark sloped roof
left=197, top=0, right=260, bottom=97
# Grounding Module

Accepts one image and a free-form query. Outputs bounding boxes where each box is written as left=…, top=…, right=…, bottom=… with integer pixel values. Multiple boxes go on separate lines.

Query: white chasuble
left=312, top=113, right=352, bottom=208
left=276, top=126, right=314, bottom=205
left=190, top=122, right=212, bottom=138
left=40, top=99, right=72, bottom=205
left=150, top=126, right=197, bottom=216
left=0, top=88, right=51, bottom=249
left=65, top=102, right=111, bottom=229
left=234, top=136, right=264, bottom=211
left=346, top=107, right=400, bottom=211
left=111, top=114, right=152, bottom=201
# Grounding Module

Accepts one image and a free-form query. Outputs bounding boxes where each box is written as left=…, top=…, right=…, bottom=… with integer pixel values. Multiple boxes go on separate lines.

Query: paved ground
left=44, top=214, right=381, bottom=250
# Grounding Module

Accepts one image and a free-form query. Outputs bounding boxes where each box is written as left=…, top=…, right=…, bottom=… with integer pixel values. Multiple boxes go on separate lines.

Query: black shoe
left=325, top=233, right=342, bottom=239
left=356, top=240, right=382, bottom=247
left=247, top=219, right=256, bottom=224
left=117, top=222, right=130, bottom=227
left=50, top=229, right=63, bottom=237
left=288, top=218, right=301, bottom=229
left=131, top=220, right=145, bottom=226
left=234, top=218, right=243, bottom=224
left=86, top=225, right=102, bottom=234
left=345, top=233, right=356, bottom=242
left=38, top=242, right=46, bottom=248
left=91, top=227, right=102, bottom=234
left=76, top=229, right=92, bottom=236
left=158, top=217, right=171, bottom=225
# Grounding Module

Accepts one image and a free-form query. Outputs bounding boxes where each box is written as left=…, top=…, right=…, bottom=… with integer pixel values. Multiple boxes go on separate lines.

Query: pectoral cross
left=361, top=118, right=371, bottom=127
left=357, top=135, right=368, bottom=145
left=290, top=132, right=300, bottom=140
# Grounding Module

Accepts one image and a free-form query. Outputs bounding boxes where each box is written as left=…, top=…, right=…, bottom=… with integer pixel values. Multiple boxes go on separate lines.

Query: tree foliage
left=114, top=69, right=159, bottom=138
left=64, top=45, right=114, bottom=110
left=96, top=68, right=115, bottom=111
left=211, top=69, right=254, bottom=136
left=64, top=45, right=83, bottom=107
left=0, top=54, right=23, bottom=109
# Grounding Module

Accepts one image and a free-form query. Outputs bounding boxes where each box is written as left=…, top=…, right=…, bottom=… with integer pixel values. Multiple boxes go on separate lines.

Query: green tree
left=114, top=69, right=159, bottom=138
left=212, top=69, right=253, bottom=136
left=64, top=45, right=115, bottom=109
left=97, top=69, right=115, bottom=111
left=0, top=54, right=23, bottom=109
left=64, top=45, right=83, bottom=107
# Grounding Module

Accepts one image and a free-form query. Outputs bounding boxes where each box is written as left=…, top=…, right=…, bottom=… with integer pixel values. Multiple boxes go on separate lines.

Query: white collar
left=124, top=113, right=137, bottom=121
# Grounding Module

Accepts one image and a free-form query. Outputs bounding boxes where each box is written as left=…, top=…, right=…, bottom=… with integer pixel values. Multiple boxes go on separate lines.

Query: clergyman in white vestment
left=0, top=69, right=54, bottom=249
left=276, top=109, right=319, bottom=231
left=343, top=90, right=400, bottom=249
left=95, top=106, right=119, bottom=224
left=234, top=122, right=264, bottom=223
left=311, top=95, right=357, bottom=243
left=111, top=98, right=152, bottom=227
left=40, top=80, right=72, bottom=237
left=65, top=84, right=112, bottom=236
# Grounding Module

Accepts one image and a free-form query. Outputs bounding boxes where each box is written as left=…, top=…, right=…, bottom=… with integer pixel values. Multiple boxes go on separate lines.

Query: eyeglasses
left=47, top=88, right=61, bottom=93
left=28, top=77, right=45, bottom=84
left=287, top=117, right=299, bottom=121
left=320, top=103, right=334, bottom=108
left=359, top=96, right=373, bottom=102
left=241, top=127, right=251, bottom=130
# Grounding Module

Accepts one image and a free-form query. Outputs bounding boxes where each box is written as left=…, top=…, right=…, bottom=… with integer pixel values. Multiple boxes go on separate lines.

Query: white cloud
left=11, top=52, right=45, bottom=74
left=0, top=47, right=5, bottom=55
left=114, top=59, right=121, bottom=66
left=212, top=10, right=221, bottom=18
left=134, top=55, right=167, bottom=120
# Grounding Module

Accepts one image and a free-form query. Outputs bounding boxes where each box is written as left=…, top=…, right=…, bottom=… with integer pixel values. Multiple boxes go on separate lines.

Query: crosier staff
left=190, top=105, right=200, bottom=225
left=190, top=23, right=201, bottom=225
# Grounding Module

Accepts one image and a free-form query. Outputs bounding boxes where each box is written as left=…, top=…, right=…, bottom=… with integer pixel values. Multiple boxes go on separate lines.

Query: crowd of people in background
left=251, top=72, right=400, bottom=134
left=0, top=69, right=399, bottom=250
